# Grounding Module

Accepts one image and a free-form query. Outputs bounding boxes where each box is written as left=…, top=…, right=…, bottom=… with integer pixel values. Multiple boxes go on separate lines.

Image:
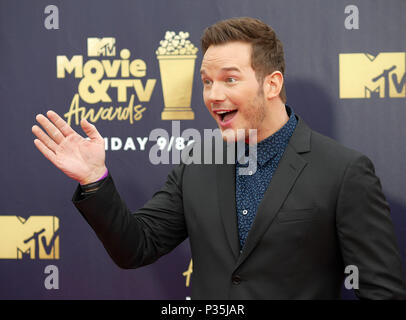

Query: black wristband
left=80, top=175, right=108, bottom=194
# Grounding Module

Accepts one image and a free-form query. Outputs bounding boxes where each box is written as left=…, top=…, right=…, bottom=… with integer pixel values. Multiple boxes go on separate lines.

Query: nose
left=207, top=82, right=226, bottom=103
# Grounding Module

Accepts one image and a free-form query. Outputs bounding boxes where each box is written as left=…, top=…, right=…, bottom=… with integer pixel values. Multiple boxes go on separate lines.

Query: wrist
left=80, top=167, right=108, bottom=185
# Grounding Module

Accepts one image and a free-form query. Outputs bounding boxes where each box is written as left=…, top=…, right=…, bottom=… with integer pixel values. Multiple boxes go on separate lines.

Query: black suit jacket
left=73, top=115, right=406, bottom=299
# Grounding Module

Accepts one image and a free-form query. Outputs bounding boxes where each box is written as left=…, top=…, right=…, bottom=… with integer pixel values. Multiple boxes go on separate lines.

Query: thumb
left=81, top=118, right=102, bottom=141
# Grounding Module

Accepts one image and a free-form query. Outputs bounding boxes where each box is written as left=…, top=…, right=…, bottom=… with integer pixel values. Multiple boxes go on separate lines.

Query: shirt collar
left=236, top=105, right=297, bottom=167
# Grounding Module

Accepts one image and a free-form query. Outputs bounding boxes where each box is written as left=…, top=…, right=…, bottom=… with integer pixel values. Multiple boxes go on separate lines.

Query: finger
left=46, top=110, right=76, bottom=137
left=33, top=139, right=57, bottom=166
left=35, top=114, right=64, bottom=144
left=80, top=118, right=103, bottom=141
left=32, top=125, right=58, bottom=153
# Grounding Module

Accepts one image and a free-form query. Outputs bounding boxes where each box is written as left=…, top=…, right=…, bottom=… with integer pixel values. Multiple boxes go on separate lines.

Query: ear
left=263, top=71, right=284, bottom=100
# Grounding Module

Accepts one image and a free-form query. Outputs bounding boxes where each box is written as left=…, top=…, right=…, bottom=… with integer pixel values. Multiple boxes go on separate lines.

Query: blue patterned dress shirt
left=235, top=105, right=297, bottom=250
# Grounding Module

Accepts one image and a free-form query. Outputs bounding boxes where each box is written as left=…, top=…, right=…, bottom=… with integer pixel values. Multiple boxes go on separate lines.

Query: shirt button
left=249, top=171, right=253, bottom=175
left=232, top=275, right=241, bottom=285
left=242, top=210, right=248, bottom=215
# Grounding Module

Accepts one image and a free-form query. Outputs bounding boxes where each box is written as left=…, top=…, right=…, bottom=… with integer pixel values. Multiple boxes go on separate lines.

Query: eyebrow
left=221, top=67, right=241, bottom=73
left=200, top=66, right=241, bottom=75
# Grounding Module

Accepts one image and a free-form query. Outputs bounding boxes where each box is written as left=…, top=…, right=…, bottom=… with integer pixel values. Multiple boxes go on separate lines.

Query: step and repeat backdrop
left=0, top=0, right=405, bottom=299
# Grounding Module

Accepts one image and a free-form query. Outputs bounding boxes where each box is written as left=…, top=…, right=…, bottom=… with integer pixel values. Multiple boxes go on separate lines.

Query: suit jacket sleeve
left=72, top=164, right=188, bottom=269
left=336, top=155, right=406, bottom=299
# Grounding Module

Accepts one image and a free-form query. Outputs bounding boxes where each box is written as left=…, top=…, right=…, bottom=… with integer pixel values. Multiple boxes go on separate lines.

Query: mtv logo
left=0, top=216, right=59, bottom=260
left=87, top=37, right=116, bottom=57
left=339, top=52, right=406, bottom=99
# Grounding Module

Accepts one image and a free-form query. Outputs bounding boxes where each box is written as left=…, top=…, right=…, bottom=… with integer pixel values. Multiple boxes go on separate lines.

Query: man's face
left=200, top=41, right=266, bottom=141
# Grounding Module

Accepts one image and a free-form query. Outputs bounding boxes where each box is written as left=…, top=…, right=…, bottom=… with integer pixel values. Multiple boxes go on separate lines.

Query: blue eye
left=226, top=77, right=237, bottom=83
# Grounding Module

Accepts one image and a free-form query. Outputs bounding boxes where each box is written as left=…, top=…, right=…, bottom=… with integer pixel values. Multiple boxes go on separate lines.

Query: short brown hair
left=201, top=17, right=286, bottom=103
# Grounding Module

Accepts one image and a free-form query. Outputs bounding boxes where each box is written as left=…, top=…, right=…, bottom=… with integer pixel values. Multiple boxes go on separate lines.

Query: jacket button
left=232, top=275, right=241, bottom=285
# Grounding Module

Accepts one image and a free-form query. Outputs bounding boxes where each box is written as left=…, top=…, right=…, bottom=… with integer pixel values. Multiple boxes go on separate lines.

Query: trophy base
left=161, top=108, right=195, bottom=120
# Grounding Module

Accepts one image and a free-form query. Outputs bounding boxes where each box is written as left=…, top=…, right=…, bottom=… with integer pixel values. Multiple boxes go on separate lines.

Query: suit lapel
left=217, top=162, right=240, bottom=261
left=234, top=115, right=311, bottom=270
left=215, top=115, right=312, bottom=267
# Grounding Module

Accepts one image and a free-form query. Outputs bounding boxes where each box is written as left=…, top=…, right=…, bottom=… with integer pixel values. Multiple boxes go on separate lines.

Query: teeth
left=216, top=110, right=235, bottom=114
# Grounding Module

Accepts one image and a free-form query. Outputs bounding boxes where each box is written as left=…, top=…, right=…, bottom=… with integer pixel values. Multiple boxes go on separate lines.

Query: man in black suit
left=32, top=17, right=406, bottom=299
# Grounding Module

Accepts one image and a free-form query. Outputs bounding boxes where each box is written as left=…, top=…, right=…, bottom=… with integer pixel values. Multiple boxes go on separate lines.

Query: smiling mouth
left=215, top=109, right=238, bottom=125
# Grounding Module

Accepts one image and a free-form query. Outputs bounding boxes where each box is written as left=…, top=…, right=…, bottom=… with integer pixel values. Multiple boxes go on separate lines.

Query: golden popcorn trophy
left=156, top=31, right=198, bottom=120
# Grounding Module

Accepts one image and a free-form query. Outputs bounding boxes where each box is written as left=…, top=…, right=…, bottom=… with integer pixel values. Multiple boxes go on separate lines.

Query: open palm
left=32, top=110, right=107, bottom=185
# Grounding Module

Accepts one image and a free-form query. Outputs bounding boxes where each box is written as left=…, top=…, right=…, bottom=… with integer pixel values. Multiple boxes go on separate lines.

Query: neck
left=247, top=101, right=289, bottom=144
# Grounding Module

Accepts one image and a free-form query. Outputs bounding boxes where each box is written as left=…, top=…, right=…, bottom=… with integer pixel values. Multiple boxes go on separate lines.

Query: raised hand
left=32, top=110, right=107, bottom=185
